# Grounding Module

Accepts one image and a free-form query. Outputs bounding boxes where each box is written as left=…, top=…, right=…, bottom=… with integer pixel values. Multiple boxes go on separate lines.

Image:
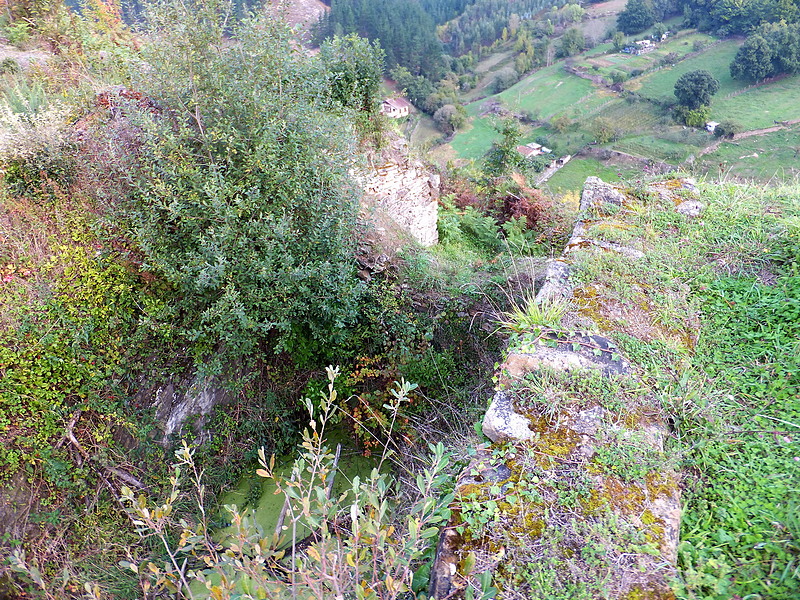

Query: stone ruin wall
left=356, top=138, right=440, bottom=247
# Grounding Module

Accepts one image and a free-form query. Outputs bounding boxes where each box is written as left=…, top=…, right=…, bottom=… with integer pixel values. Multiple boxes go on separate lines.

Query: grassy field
left=632, top=39, right=742, bottom=100
left=696, top=127, right=800, bottom=182
left=408, top=113, right=442, bottom=148
left=496, top=65, right=595, bottom=117
left=448, top=107, right=501, bottom=160
left=613, top=130, right=712, bottom=161
left=713, top=75, right=800, bottom=129
left=543, top=157, right=628, bottom=192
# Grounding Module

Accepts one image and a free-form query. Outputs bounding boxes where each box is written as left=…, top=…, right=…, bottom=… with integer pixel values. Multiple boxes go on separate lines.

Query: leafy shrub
left=114, top=1, right=364, bottom=372
left=493, top=66, right=519, bottom=93
left=713, top=120, right=742, bottom=138
left=0, top=58, right=20, bottom=74
left=438, top=196, right=501, bottom=255
left=609, top=69, right=627, bottom=84
left=660, top=52, right=679, bottom=66
left=0, top=229, right=146, bottom=481
left=674, top=104, right=710, bottom=127
left=3, top=21, right=30, bottom=45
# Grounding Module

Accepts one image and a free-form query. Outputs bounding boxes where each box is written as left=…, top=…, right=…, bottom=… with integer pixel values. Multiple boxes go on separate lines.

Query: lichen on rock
left=430, top=175, right=697, bottom=599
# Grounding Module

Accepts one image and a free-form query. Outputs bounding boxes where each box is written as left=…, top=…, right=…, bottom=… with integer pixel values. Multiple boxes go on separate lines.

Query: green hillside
left=435, top=25, right=800, bottom=188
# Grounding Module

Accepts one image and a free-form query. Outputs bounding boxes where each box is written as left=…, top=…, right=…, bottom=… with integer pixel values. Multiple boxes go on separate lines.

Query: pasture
left=697, top=127, right=800, bottom=182
left=633, top=39, right=742, bottom=100
left=712, top=75, right=800, bottom=130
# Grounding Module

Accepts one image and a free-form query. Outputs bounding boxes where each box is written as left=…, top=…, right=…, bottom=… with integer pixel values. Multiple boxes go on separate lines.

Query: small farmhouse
left=517, top=142, right=552, bottom=158
left=380, top=97, right=412, bottom=118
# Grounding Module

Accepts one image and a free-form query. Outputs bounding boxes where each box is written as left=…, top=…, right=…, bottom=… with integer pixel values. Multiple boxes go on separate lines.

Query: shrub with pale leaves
left=0, top=101, right=70, bottom=162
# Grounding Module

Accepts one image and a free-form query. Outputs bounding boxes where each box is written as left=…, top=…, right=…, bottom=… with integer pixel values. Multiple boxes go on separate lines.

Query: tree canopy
left=730, top=23, right=800, bottom=81
left=314, top=0, right=445, bottom=79
left=558, top=26, right=585, bottom=57
left=683, top=0, right=800, bottom=35
left=120, top=0, right=365, bottom=369
left=673, top=69, right=720, bottom=109
left=316, top=34, right=385, bottom=114
left=617, top=0, right=656, bottom=34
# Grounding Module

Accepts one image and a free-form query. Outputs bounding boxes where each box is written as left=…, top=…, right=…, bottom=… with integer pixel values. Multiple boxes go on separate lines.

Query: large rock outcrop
left=136, top=372, right=233, bottom=443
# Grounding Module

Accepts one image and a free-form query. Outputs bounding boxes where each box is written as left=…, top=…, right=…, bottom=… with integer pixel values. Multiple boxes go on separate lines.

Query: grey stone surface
left=141, top=374, right=232, bottom=443
left=502, top=334, right=633, bottom=380
left=482, top=390, right=534, bottom=443
left=676, top=199, right=704, bottom=217
left=535, top=259, right=573, bottom=304
left=580, top=176, right=627, bottom=212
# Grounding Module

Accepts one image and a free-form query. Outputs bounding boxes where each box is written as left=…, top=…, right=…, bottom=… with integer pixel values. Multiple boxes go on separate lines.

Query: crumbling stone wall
left=431, top=176, right=704, bottom=600
left=356, top=137, right=440, bottom=247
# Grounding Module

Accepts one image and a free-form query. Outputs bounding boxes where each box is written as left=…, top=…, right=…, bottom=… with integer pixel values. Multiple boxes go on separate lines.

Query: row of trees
left=617, top=0, right=680, bottom=33
left=683, top=0, right=800, bottom=36
left=440, top=0, right=575, bottom=56
left=616, top=0, right=800, bottom=36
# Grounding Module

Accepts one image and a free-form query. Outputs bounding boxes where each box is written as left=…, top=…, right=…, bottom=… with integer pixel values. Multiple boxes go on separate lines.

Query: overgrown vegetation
left=3, top=0, right=800, bottom=597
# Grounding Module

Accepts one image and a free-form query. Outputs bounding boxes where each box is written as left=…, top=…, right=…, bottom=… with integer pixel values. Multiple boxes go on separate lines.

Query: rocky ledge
left=430, top=176, right=705, bottom=600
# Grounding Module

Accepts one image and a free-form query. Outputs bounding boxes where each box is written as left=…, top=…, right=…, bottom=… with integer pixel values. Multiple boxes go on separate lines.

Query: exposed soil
left=584, top=0, right=628, bottom=18
left=268, top=0, right=328, bottom=41
left=0, top=42, right=51, bottom=69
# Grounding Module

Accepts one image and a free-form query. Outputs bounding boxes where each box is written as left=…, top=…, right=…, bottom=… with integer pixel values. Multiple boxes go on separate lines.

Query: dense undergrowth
left=1, top=0, right=799, bottom=597
left=0, top=1, right=546, bottom=595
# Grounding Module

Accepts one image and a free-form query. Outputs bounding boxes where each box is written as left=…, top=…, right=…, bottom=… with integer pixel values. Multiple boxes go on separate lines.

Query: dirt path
left=695, top=122, right=800, bottom=158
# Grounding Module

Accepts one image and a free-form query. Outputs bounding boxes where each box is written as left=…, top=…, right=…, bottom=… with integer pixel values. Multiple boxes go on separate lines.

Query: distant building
left=623, top=39, right=656, bottom=55
left=380, top=97, right=413, bottom=118
left=705, top=121, right=720, bottom=133
left=516, top=142, right=552, bottom=159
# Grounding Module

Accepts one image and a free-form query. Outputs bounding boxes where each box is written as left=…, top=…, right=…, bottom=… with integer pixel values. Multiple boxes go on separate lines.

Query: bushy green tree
left=316, top=34, right=385, bottom=114
left=617, top=0, right=655, bottom=34
left=390, top=66, right=436, bottom=110
left=673, top=69, right=720, bottom=110
left=120, top=0, right=364, bottom=370
left=592, top=116, right=618, bottom=143
left=558, top=27, right=585, bottom=57
left=730, top=23, right=800, bottom=81
left=730, top=34, right=775, bottom=80
left=433, top=103, right=467, bottom=134
left=612, top=31, right=627, bottom=51
left=492, top=66, right=519, bottom=92
left=483, top=118, right=525, bottom=177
